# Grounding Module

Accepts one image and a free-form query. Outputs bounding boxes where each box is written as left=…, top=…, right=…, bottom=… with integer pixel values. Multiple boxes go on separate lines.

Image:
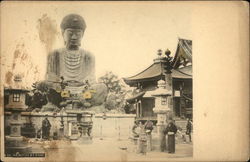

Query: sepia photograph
left=0, top=1, right=249, bottom=162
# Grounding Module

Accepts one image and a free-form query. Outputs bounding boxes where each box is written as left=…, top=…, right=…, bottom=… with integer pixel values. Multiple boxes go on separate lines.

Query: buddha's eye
left=76, top=32, right=82, bottom=36
left=67, top=31, right=73, bottom=36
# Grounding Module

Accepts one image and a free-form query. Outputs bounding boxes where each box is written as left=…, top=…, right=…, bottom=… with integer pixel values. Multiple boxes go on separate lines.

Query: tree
left=98, top=71, right=123, bottom=94
left=25, top=81, right=62, bottom=111
left=98, top=72, right=126, bottom=111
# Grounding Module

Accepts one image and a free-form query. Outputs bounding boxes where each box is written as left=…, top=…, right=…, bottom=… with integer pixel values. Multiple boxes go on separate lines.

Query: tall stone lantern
left=152, top=49, right=174, bottom=151
left=152, top=79, right=172, bottom=151
left=152, top=80, right=172, bottom=135
left=4, top=75, right=30, bottom=155
left=153, top=49, right=174, bottom=132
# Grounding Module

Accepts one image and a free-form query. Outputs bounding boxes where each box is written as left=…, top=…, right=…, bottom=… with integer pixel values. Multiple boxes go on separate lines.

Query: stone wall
left=4, top=112, right=136, bottom=139
left=93, top=114, right=135, bottom=138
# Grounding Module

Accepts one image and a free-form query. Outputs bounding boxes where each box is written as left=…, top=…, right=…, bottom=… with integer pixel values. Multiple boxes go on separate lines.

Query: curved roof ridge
left=123, top=61, right=163, bottom=80
left=178, top=64, right=192, bottom=69
left=174, top=69, right=192, bottom=77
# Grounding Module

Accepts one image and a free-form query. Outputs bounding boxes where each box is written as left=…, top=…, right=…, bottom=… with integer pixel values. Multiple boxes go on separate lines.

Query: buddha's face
left=63, top=28, right=84, bottom=50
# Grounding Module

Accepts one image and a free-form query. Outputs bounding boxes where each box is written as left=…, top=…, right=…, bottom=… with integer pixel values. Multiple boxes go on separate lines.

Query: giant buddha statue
left=37, top=14, right=107, bottom=111
left=47, top=14, right=95, bottom=85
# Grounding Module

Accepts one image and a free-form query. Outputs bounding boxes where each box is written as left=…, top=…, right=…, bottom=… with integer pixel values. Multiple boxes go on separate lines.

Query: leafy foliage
left=98, top=72, right=127, bottom=111
left=26, top=81, right=62, bottom=110
left=98, top=72, right=124, bottom=94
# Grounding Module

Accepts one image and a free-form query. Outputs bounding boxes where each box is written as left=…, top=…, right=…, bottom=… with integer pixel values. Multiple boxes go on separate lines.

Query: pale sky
left=1, top=1, right=192, bottom=87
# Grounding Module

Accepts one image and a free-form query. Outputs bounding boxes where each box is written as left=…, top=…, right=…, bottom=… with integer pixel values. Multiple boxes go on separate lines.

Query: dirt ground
left=39, top=136, right=193, bottom=162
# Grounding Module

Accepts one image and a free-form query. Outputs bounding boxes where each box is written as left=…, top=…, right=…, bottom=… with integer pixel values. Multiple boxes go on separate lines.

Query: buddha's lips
left=69, top=40, right=78, bottom=44
left=68, top=41, right=80, bottom=49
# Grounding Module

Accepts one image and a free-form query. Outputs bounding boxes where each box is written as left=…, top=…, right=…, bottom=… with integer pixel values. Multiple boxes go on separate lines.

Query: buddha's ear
left=61, top=30, right=65, bottom=35
left=80, top=30, right=85, bottom=38
left=61, top=30, right=67, bottom=45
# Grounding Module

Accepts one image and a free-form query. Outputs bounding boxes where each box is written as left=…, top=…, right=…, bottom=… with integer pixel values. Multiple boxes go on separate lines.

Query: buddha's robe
left=45, top=48, right=107, bottom=107
left=46, top=48, right=96, bottom=84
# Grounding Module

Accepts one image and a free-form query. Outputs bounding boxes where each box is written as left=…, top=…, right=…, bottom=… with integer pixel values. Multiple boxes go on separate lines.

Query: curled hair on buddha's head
left=60, top=14, right=87, bottom=33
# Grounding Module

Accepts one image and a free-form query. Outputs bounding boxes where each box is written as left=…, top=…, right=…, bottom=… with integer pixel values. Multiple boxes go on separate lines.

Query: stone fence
left=4, top=112, right=136, bottom=139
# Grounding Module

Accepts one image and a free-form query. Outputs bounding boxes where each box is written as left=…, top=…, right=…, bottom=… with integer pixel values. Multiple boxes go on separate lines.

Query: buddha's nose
left=71, top=33, right=77, bottom=39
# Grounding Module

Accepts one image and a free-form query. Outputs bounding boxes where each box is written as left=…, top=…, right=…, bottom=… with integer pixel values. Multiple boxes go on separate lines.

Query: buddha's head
left=60, top=14, right=86, bottom=50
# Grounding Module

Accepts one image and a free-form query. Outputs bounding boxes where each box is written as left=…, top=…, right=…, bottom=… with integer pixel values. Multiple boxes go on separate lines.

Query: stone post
left=152, top=80, right=172, bottom=151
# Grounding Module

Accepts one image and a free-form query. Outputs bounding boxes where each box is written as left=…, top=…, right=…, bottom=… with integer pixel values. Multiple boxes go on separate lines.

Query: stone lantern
left=4, top=75, right=31, bottom=155
left=5, top=75, right=29, bottom=110
left=152, top=80, right=172, bottom=135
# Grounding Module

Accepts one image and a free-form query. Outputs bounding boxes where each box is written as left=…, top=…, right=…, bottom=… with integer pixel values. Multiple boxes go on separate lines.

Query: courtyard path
left=42, top=137, right=193, bottom=162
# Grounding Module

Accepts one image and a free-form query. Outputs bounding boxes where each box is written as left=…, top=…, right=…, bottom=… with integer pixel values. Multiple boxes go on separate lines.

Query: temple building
left=123, top=38, right=192, bottom=122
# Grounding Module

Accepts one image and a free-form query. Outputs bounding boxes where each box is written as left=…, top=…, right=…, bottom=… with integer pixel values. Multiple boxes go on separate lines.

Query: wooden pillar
left=139, top=100, right=142, bottom=118
left=135, top=99, right=139, bottom=118
left=165, top=74, right=174, bottom=119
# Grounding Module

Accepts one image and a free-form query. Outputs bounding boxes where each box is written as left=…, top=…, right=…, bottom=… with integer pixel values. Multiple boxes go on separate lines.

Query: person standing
left=145, top=119, right=154, bottom=151
left=137, top=122, right=147, bottom=155
left=131, top=121, right=139, bottom=152
left=42, top=115, right=51, bottom=140
left=161, top=124, right=168, bottom=152
left=186, top=118, right=192, bottom=142
left=132, top=121, right=139, bottom=139
left=164, top=120, right=177, bottom=153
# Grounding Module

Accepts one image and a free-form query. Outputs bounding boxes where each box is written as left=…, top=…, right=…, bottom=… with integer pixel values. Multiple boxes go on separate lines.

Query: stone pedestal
left=5, top=111, right=31, bottom=155
left=41, top=102, right=58, bottom=112
left=64, top=86, right=86, bottom=110
left=5, top=136, right=31, bottom=155
left=154, top=109, right=168, bottom=134
left=65, top=110, right=94, bottom=141
left=58, top=114, right=65, bottom=139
